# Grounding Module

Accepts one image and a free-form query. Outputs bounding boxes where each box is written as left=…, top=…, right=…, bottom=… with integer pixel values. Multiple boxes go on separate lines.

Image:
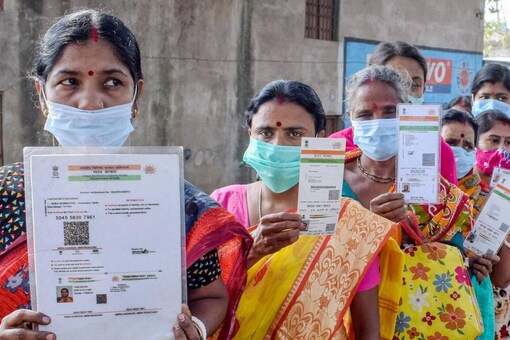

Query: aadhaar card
left=396, top=104, right=441, bottom=204
left=464, top=182, right=510, bottom=256
left=298, top=137, right=345, bottom=235
left=490, top=167, right=510, bottom=188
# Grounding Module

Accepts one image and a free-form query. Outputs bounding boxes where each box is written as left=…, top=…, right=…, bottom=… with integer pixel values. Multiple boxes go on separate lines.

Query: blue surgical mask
left=43, top=90, right=136, bottom=146
left=472, top=99, right=510, bottom=117
left=451, top=146, right=476, bottom=179
left=352, top=118, right=398, bottom=161
left=408, top=95, right=424, bottom=105
left=243, top=137, right=301, bottom=193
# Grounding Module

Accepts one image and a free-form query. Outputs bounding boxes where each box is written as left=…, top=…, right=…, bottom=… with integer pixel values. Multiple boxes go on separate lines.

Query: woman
left=440, top=109, right=508, bottom=339
left=0, top=9, right=252, bottom=340
left=343, top=65, right=498, bottom=338
left=330, top=41, right=458, bottom=184
left=444, top=95, right=472, bottom=113
left=471, top=109, right=510, bottom=339
left=471, top=63, right=510, bottom=117
left=212, top=80, right=400, bottom=339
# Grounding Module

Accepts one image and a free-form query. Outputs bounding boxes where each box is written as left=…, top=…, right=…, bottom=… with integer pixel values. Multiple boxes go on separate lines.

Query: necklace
left=357, top=157, right=395, bottom=184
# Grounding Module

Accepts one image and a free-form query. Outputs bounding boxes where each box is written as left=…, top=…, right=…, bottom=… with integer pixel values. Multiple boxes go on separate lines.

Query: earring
left=43, top=108, right=49, bottom=117
left=132, top=108, right=139, bottom=118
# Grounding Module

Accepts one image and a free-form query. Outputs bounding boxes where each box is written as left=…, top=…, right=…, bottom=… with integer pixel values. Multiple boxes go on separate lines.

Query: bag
left=393, top=220, right=484, bottom=339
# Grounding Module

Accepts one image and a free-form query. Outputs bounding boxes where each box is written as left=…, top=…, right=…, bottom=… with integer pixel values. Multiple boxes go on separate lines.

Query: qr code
left=500, top=223, right=510, bottom=233
left=96, top=294, right=107, bottom=304
left=63, top=221, right=89, bottom=246
left=422, top=153, right=435, bottom=166
left=325, top=223, right=335, bottom=232
left=328, top=190, right=340, bottom=200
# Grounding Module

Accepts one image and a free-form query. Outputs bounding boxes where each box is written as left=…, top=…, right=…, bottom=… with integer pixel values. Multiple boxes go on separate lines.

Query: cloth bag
left=393, top=221, right=484, bottom=339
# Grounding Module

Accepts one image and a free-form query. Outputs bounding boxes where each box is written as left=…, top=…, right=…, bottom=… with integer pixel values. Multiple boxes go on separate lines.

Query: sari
left=344, top=149, right=475, bottom=338
left=0, top=163, right=252, bottom=339
left=457, top=170, right=490, bottom=220
left=232, top=197, right=397, bottom=339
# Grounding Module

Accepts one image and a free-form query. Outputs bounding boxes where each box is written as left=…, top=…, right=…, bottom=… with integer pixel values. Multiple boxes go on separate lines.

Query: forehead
left=251, top=100, right=315, bottom=128
left=441, top=121, right=475, bottom=139
left=352, top=81, right=401, bottom=107
left=385, top=56, right=424, bottom=80
left=476, top=82, right=510, bottom=94
left=481, top=121, right=510, bottom=137
left=47, top=39, right=129, bottom=77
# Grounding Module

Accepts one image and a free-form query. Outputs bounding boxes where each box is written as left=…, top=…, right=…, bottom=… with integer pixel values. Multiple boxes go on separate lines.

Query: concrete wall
left=0, top=0, right=485, bottom=193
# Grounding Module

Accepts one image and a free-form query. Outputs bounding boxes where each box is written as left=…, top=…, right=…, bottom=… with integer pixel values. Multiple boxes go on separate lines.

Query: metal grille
left=305, top=0, right=338, bottom=41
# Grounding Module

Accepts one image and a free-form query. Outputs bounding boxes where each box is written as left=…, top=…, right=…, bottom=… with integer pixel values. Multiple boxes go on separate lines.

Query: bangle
left=192, top=316, right=207, bottom=340
left=504, top=237, right=510, bottom=249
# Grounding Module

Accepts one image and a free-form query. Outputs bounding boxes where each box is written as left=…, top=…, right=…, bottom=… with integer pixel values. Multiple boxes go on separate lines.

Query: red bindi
left=88, top=70, right=94, bottom=76
left=276, top=121, right=282, bottom=127
left=460, top=133, right=465, bottom=138
left=278, top=94, right=285, bottom=105
left=371, top=103, right=378, bottom=111
left=91, top=26, right=99, bottom=42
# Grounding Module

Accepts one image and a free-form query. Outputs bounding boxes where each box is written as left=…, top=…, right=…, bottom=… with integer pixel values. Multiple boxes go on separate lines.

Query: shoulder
left=0, top=162, right=24, bottom=189
left=210, top=184, right=247, bottom=203
left=184, top=180, right=220, bottom=232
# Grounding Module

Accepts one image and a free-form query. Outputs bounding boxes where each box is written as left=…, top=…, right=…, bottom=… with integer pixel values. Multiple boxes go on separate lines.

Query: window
left=305, top=0, right=338, bottom=41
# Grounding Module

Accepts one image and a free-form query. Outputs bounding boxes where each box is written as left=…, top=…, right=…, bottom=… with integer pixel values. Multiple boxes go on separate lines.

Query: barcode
left=64, top=221, right=90, bottom=246
left=328, top=189, right=340, bottom=200
left=422, top=153, right=435, bottom=166
left=325, top=223, right=335, bottom=232
left=96, top=294, right=107, bottom=304
left=500, top=223, right=509, bottom=233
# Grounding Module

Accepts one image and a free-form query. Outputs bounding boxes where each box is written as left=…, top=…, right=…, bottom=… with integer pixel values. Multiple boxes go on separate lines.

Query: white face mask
left=43, top=90, right=137, bottom=146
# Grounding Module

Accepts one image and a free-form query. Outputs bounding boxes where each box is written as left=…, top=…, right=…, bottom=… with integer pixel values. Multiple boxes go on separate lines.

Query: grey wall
left=0, top=0, right=485, bottom=193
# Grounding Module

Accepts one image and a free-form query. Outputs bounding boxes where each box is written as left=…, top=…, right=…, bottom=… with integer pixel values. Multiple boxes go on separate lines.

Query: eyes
left=476, top=94, right=510, bottom=103
left=354, top=106, right=397, bottom=120
left=59, top=77, right=123, bottom=88
left=485, top=136, right=510, bottom=148
left=257, top=129, right=304, bottom=139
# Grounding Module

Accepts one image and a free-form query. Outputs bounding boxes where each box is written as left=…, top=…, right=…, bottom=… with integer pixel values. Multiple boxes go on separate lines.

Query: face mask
left=451, top=146, right=476, bottom=179
left=472, top=99, right=510, bottom=117
left=243, top=137, right=300, bottom=193
left=408, top=95, right=424, bottom=105
left=352, top=118, right=398, bottom=161
left=43, top=90, right=136, bottom=146
left=475, top=147, right=510, bottom=176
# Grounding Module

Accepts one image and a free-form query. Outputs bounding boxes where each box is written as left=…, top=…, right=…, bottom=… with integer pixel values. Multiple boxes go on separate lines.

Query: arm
left=173, top=278, right=228, bottom=339
left=0, top=310, right=55, bottom=340
left=350, top=286, right=380, bottom=340
left=492, top=239, right=510, bottom=288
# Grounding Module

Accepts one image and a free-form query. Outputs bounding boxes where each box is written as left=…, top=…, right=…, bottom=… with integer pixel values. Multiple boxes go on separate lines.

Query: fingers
left=1, top=310, right=51, bottom=329
left=181, top=304, right=192, bottom=319
left=485, top=254, right=500, bottom=264
left=172, top=313, right=199, bottom=340
left=369, top=193, right=407, bottom=222
left=0, top=328, right=56, bottom=340
left=469, top=256, right=494, bottom=281
left=259, top=212, right=302, bottom=223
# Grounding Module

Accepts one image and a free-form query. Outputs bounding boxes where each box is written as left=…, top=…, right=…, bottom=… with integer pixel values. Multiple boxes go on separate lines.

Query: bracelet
left=504, top=237, right=510, bottom=249
left=192, top=316, right=207, bottom=340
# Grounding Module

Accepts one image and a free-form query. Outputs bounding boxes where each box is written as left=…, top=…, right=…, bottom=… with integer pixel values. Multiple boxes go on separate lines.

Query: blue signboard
left=343, top=38, right=483, bottom=125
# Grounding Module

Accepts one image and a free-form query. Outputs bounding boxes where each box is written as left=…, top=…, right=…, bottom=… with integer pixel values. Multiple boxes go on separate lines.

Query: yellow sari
left=233, top=198, right=400, bottom=339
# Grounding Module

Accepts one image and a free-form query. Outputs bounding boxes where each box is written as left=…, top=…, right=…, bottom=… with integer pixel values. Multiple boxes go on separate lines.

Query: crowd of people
left=1, top=8, right=509, bottom=340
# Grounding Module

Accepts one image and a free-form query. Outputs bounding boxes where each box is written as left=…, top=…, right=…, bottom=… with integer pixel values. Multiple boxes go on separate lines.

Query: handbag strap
left=399, top=212, right=424, bottom=245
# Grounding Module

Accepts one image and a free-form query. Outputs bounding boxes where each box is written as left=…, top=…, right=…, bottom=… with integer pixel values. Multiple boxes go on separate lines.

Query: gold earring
left=132, top=108, right=139, bottom=118
left=43, top=108, right=49, bottom=117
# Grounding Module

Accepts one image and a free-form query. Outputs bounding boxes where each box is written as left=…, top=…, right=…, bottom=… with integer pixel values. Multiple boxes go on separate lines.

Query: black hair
left=476, top=109, right=510, bottom=142
left=245, top=80, right=326, bottom=133
left=32, top=9, right=143, bottom=84
left=442, top=109, right=479, bottom=143
left=471, top=63, right=510, bottom=96
left=369, top=41, right=428, bottom=81
left=444, top=95, right=472, bottom=112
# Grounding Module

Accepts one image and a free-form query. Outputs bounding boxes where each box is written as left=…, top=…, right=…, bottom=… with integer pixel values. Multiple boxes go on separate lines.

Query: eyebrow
left=52, top=68, right=129, bottom=77
left=255, top=125, right=307, bottom=130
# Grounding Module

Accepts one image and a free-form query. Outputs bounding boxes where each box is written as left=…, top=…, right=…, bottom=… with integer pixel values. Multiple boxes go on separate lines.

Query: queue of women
left=1, top=8, right=510, bottom=340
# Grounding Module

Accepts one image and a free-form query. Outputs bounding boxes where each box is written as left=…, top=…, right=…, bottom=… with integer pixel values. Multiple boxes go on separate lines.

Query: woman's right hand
left=248, top=212, right=307, bottom=266
left=0, top=309, right=55, bottom=340
left=369, top=193, right=407, bottom=223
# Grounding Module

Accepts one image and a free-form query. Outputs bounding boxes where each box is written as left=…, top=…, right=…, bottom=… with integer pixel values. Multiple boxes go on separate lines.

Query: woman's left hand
left=173, top=305, right=201, bottom=340
left=469, top=254, right=500, bottom=283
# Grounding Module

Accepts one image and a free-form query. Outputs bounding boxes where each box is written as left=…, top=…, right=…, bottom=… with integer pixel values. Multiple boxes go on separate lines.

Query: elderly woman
left=330, top=41, right=458, bottom=184
left=342, top=65, right=499, bottom=338
left=212, top=80, right=400, bottom=339
left=0, top=9, right=252, bottom=340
